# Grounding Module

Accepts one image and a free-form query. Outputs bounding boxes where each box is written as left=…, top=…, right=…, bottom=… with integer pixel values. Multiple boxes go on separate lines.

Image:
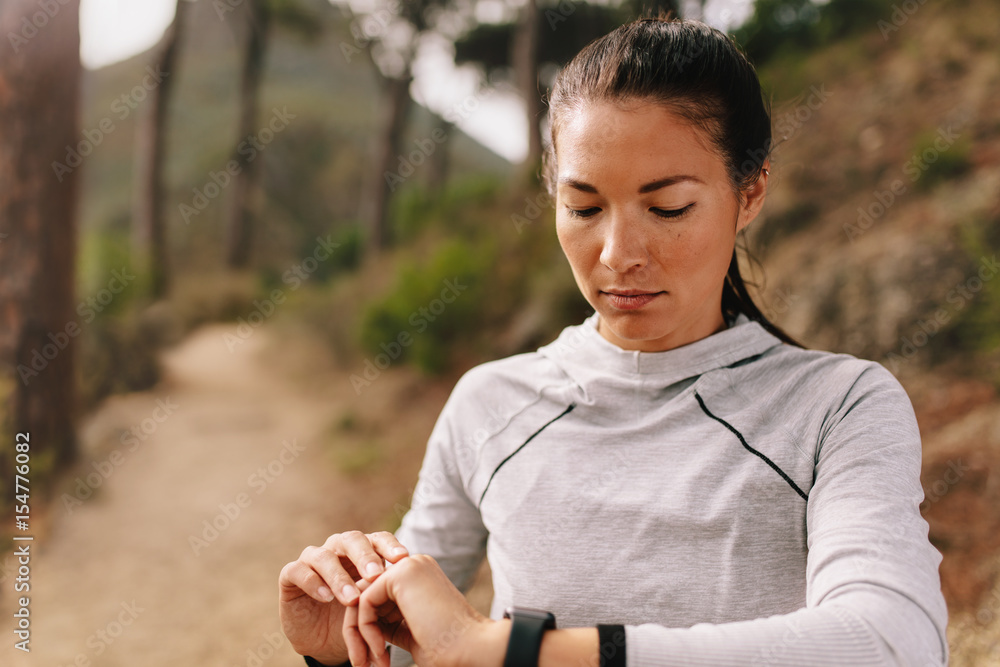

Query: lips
left=601, top=289, right=664, bottom=310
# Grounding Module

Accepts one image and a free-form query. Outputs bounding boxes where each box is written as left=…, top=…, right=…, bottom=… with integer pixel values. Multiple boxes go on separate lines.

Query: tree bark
left=427, top=117, right=453, bottom=194
left=133, top=0, right=187, bottom=298
left=225, top=0, right=270, bottom=269
left=364, top=70, right=412, bottom=255
left=0, top=0, right=82, bottom=493
left=513, top=0, right=542, bottom=175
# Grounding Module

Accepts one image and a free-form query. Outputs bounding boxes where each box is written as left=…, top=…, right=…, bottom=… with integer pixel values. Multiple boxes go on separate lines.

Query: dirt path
left=1, top=323, right=457, bottom=667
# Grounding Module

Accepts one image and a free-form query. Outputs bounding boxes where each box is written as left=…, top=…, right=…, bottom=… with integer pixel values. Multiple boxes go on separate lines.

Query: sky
left=79, top=0, right=755, bottom=162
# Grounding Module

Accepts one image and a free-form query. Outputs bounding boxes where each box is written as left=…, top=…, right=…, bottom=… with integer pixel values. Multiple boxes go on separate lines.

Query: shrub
left=359, top=239, right=493, bottom=374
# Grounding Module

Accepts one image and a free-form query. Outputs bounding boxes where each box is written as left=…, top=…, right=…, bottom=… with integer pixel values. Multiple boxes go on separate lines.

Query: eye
left=566, top=206, right=601, bottom=219
left=650, top=204, right=694, bottom=219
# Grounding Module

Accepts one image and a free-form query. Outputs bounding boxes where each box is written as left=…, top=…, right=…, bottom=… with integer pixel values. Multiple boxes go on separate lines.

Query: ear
left=735, top=162, right=769, bottom=233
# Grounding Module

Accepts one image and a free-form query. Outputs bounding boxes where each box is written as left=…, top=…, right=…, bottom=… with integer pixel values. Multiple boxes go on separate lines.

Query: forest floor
left=0, top=322, right=996, bottom=666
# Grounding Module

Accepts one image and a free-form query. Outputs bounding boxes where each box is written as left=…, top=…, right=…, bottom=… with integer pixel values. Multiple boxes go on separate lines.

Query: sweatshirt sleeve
left=623, top=363, right=949, bottom=667
left=390, top=376, right=491, bottom=667
left=392, top=378, right=489, bottom=592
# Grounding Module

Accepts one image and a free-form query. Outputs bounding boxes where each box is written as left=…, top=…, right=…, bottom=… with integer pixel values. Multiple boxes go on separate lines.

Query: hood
left=537, top=312, right=784, bottom=405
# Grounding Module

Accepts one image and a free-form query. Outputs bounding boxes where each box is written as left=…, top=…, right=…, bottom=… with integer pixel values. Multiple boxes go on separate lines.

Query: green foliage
left=77, top=308, right=161, bottom=410
left=390, top=175, right=504, bottom=243
left=390, top=187, right=439, bottom=245
left=334, top=439, right=383, bottom=475
left=268, top=0, right=325, bottom=41
left=933, top=219, right=1000, bottom=366
left=77, top=230, right=147, bottom=313
left=754, top=200, right=822, bottom=249
left=256, top=224, right=363, bottom=294
left=327, top=225, right=364, bottom=275
left=735, top=0, right=891, bottom=66
left=359, top=240, right=494, bottom=374
left=75, top=231, right=159, bottom=409
left=909, top=129, right=972, bottom=192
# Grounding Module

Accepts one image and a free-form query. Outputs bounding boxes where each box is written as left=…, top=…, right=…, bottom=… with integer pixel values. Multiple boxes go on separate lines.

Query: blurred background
left=0, top=0, right=998, bottom=664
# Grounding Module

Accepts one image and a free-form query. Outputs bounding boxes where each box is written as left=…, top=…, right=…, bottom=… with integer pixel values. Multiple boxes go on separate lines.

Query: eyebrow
left=558, top=175, right=704, bottom=194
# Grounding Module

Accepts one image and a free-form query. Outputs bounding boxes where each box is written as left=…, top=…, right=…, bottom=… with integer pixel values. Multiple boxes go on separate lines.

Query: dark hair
left=543, top=17, right=801, bottom=347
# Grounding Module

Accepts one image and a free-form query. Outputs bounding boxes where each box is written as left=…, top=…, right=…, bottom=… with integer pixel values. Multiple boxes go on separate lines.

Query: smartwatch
left=502, top=606, right=556, bottom=667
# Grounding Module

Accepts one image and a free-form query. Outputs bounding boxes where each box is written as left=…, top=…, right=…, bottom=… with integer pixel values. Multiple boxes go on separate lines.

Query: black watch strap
left=503, top=607, right=556, bottom=667
left=304, top=656, right=351, bottom=667
left=596, top=624, right=626, bottom=667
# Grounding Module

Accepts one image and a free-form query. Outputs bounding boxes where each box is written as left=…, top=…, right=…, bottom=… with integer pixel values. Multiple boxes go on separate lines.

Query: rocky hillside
left=745, top=0, right=999, bottom=661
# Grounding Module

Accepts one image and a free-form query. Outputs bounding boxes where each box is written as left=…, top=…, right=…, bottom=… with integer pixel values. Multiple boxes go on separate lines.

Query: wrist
left=487, top=619, right=512, bottom=667
left=452, top=617, right=509, bottom=667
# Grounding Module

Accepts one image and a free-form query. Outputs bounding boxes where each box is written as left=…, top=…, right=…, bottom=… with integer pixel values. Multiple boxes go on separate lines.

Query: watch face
left=504, top=606, right=557, bottom=627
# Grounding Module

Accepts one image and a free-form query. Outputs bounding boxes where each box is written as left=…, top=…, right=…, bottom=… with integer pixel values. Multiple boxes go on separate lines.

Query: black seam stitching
left=478, top=403, right=576, bottom=508
left=694, top=391, right=809, bottom=501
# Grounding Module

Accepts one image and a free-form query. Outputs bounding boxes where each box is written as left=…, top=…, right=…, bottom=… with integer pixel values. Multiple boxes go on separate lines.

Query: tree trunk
left=225, top=0, right=270, bottom=269
left=513, top=0, right=542, bottom=177
left=363, top=71, right=412, bottom=255
left=133, top=0, right=187, bottom=298
left=0, top=0, right=82, bottom=495
left=427, top=118, right=453, bottom=194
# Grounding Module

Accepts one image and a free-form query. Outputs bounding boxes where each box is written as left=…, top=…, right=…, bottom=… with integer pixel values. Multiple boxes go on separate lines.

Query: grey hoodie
left=393, top=313, right=948, bottom=666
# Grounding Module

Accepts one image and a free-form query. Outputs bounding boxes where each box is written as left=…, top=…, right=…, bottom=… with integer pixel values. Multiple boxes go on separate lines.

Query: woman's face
left=554, top=100, right=768, bottom=352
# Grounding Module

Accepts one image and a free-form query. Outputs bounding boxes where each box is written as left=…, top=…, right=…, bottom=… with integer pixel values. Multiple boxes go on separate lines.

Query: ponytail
left=722, top=249, right=803, bottom=347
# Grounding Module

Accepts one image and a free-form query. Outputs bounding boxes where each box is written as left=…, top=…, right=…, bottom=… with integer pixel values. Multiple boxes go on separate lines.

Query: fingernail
left=317, top=586, right=334, bottom=602
left=366, top=561, right=382, bottom=577
left=390, top=547, right=408, bottom=557
left=342, top=585, right=358, bottom=602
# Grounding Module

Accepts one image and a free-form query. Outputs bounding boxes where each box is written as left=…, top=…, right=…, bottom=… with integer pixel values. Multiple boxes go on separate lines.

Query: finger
left=360, top=581, right=406, bottom=650
left=342, top=603, right=368, bottom=667
left=376, top=601, right=403, bottom=625
left=328, top=530, right=388, bottom=582
left=298, top=544, right=360, bottom=605
left=366, top=531, right=410, bottom=563
left=357, top=575, right=393, bottom=667
left=279, top=559, right=335, bottom=603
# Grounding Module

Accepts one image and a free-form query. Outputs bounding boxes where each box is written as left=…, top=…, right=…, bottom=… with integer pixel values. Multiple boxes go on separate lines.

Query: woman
left=279, top=18, right=948, bottom=667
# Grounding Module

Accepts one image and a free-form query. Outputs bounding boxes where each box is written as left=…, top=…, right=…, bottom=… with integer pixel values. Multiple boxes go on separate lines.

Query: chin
left=599, top=309, right=676, bottom=345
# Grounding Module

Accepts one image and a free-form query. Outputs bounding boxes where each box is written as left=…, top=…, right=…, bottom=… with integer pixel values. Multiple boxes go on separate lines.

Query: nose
left=599, top=211, right=648, bottom=273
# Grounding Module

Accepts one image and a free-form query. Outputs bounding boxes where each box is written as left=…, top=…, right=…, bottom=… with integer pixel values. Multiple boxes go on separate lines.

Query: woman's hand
left=279, top=531, right=410, bottom=665
left=343, top=553, right=509, bottom=667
